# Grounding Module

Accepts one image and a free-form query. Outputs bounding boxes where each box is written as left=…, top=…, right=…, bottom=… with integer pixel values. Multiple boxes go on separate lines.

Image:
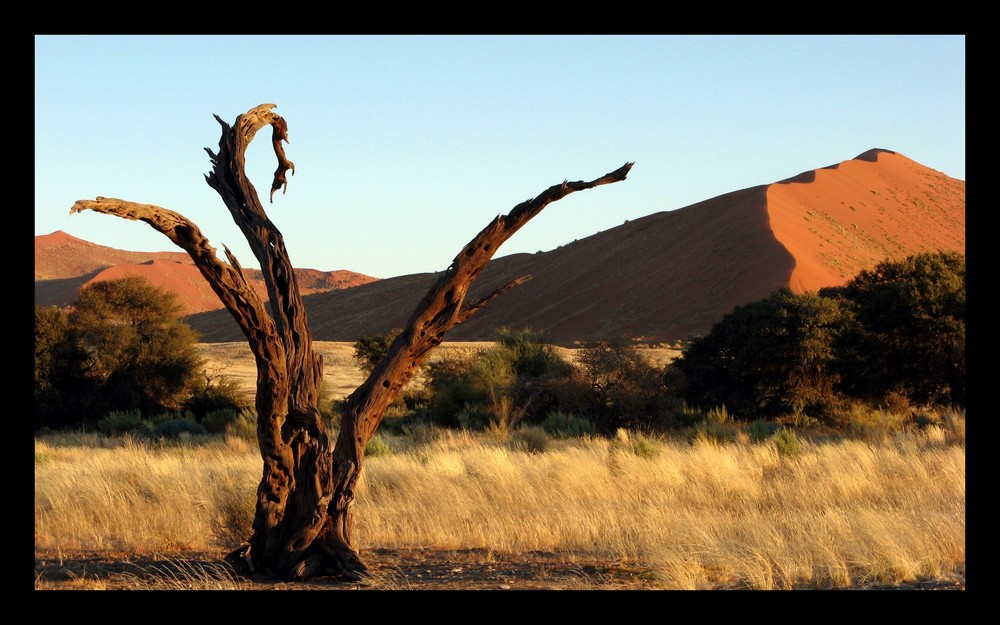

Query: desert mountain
left=34, top=230, right=379, bottom=315
left=39, top=149, right=964, bottom=346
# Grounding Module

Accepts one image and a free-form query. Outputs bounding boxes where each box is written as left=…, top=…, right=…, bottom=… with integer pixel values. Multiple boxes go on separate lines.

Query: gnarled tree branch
left=315, top=166, right=633, bottom=578
left=67, top=198, right=278, bottom=355
left=342, top=162, right=635, bottom=443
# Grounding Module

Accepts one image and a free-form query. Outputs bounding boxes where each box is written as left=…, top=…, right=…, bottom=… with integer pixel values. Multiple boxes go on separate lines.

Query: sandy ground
left=34, top=547, right=965, bottom=591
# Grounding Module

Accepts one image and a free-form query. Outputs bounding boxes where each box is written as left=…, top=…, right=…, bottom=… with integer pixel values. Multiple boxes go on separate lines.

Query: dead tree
left=71, top=103, right=632, bottom=581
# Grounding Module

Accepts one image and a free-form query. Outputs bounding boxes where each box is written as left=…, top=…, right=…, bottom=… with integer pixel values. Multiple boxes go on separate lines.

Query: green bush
left=97, top=410, right=152, bottom=437
left=833, top=251, right=965, bottom=407
left=772, top=427, right=802, bottom=459
left=422, top=356, right=479, bottom=428
left=353, top=328, right=403, bottom=375
left=676, top=252, right=965, bottom=423
left=706, top=405, right=732, bottom=425
left=35, top=277, right=203, bottom=429
left=150, top=409, right=196, bottom=425
left=153, top=418, right=208, bottom=439
left=677, top=289, right=847, bottom=421
left=202, top=409, right=242, bottom=434
left=226, top=409, right=258, bottom=441
left=572, top=339, right=670, bottom=433
left=541, top=411, right=596, bottom=439
left=630, top=433, right=659, bottom=459
left=422, top=327, right=575, bottom=430
left=611, top=428, right=660, bottom=459
left=746, top=419, right=779, bottom=443
left=183, top=374, right=247, bottom=419
left=35, top=305, right=95, bottom=430
left=400, top=421, right=440, bottom=447
left=72, top=277, right=202, bottom=418
left=364, top=434, right=393, bottom=458
left=689, top=420, right=733, bottom=446
left=457, top=403, right=496, bottom=431
left=511, top=426, right=550, bottom=454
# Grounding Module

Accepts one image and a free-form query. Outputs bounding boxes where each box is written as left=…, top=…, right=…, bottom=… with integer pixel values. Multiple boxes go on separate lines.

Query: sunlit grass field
left=35, top=414, right=965, bottom=590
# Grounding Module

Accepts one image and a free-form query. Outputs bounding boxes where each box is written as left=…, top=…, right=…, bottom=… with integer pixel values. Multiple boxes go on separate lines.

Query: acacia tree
left=676, top=289, right=847, bottom=419
left=35, top=277, right=203, bottom=428
left=70, top=103, right=631, bottom=581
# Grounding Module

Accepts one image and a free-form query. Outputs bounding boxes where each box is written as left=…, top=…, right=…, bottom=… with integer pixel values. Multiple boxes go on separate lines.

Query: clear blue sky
left=35, top=35, right=965, bottom=279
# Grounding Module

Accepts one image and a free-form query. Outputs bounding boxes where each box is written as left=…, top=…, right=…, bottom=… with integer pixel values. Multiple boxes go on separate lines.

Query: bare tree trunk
left=71, top=103, right=631, bottom=581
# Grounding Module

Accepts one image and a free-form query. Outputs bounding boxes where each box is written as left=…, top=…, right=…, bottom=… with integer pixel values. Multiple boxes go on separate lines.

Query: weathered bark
left=71, top=103, right=632, bottom=581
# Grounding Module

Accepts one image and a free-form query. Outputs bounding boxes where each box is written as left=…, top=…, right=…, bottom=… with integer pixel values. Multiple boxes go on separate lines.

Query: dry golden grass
left=35, top=419, right=964, bottom=590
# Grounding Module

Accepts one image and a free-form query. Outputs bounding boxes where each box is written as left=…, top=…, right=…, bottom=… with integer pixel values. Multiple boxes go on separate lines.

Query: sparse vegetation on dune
left=35, top=415, right=964, bottom=590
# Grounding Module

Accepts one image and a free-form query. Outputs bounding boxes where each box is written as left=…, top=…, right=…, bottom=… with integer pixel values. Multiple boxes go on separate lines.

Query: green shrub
left=150, top=409, right=197, bottom=425
left=153, top=418, right=208, bottom=440
left=63, top=277, right=202, bottom=423
left=746, top=419, right=779, bottom=443
left=35, top=304, right=95, bottom=430
left=611, top=428, right=660, bottom=459
left=675, top=403, right=705, bottom=427
left=400, top=421, right=439, bottom=447
left=630, top=433, right=660, bottom=459
left=365, top=434, right=393, bottom=458
left=202, top=408, right=241, bottom=434
left=772, top=427, right=802, bottom=459
left=422, top=356, right=479, bottom=428
left=829, top=402, right=909, bottom=441
left=574, top=339, right=669, bottom=433
left=353, top=328, right=404, bottom=375
left=422, top=327, right=574, bottom=430
left=706, top=404, right=732, bottom=425
left=834, top=251, right=965, bottom=407
left=226, top=409, right=257, bottom=441
left=541, top=411, right=596, bottom=439
left=457, top=403, right=495, bottom=431
left=677, top=289, right=847, bottom=420
left=183, top=374, right=247, bottom=419
left=97, top=410, right=152, bottom=437
left=511, top=426, right=550, bottom=454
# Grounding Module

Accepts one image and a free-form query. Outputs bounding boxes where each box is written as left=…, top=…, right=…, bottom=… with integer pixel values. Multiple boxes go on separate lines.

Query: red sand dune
left=34, top=231, right=378, bottom=316
left=39, top=149, right=964, bottom=346
left=83, top=260, right=229, bottom=315
left=767, top=149, right=965, bottom=293
left=185, top=148, right=958, bottom=346
left=34, top=230, right=191, bottom=281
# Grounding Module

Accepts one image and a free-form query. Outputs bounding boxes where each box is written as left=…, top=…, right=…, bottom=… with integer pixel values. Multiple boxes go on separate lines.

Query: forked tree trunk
left=71, top=103, right=631, bottom=581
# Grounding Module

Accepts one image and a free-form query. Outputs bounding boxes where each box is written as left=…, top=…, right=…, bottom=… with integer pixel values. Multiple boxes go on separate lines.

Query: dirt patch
left=34, top=548, right=663, bottom=591
left=34, top=549, right=964, bottom=591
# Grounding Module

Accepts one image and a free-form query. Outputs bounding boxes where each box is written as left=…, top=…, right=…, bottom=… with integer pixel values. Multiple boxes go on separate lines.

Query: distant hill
left=34, top=230, right=379, bottom=315
left=39, top=149, right=964, bottom=346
